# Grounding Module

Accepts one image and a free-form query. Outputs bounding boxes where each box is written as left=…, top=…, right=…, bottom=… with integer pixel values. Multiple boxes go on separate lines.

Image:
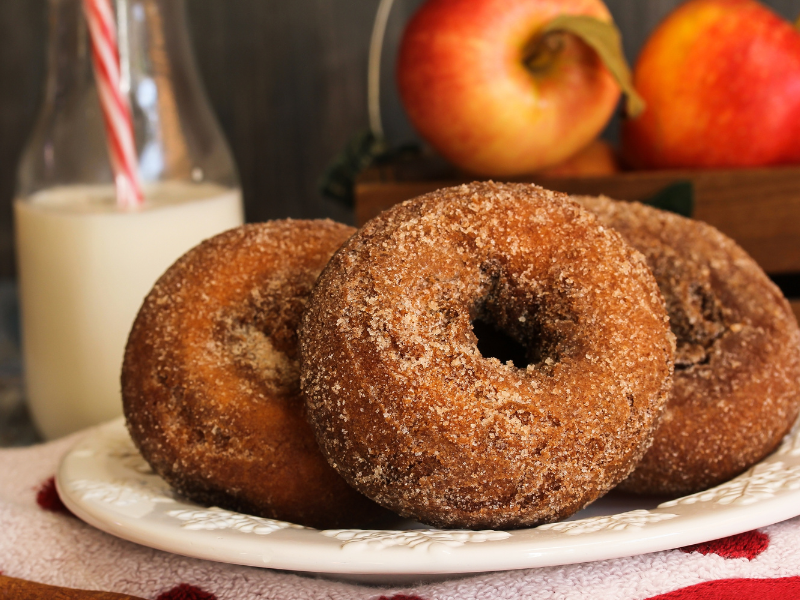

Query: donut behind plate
left=575, top=196, right=800, bottom=495
left=300, top=182, right=675, bottom=529
left=122, top=220, right=389, bottom=529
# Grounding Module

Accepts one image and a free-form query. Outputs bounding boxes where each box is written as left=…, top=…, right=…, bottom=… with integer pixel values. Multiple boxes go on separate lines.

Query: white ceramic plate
left=57, top=417, right=800, bottom=580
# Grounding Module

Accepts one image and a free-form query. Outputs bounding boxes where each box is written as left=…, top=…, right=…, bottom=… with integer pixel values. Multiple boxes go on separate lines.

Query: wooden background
left=0, top=0, right=798, bottom=278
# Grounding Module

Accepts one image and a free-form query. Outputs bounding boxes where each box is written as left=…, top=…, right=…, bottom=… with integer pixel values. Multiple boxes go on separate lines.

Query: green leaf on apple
left=539, top=15, right=645, bottom=118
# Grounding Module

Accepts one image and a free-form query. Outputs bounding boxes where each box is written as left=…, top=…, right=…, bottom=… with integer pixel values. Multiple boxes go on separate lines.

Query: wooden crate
left=355, top=159, right=800, bottom=319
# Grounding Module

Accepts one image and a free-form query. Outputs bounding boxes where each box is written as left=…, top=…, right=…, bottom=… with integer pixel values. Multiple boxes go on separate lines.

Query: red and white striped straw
left=82, top=0, right=143, bottom=209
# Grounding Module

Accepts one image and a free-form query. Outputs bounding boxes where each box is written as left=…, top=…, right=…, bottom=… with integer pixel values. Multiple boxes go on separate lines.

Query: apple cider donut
left=300, top=182, right=675, bottom=529
left=122, top=220, right=389, bottom=529
left=575, top=195, right=800, bottom=495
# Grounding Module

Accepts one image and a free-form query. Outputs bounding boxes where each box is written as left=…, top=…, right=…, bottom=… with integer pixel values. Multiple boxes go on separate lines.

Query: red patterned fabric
left=154, top=583, right=218, bottom=600
left=35, top=476, right=73, bottom=517
left=644, top=576, right=800, bottom=599
left=680, top=530, right=770, bottom=560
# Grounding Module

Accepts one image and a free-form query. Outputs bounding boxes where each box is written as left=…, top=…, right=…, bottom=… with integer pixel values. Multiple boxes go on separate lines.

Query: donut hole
left=472, top=319, right=529, bottom=368
left=214, top=283, right=308, bottom=394
left=218, top=316, right=300, bottom=394
left=667, top=279, right=726, bottom=370
left=471, top=304, right=562, bottom=371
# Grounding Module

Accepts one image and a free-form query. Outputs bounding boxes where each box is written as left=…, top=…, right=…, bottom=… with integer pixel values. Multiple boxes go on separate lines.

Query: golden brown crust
left=300, top=182, right=675, bottom=529
left=122, top=220, right=388, bottom=529
left=575, top=195, right=800, bottom=495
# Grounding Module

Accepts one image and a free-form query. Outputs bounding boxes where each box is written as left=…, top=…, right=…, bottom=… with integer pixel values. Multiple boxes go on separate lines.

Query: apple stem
left=533, top=15, right=646, bottom=118
left=523, top=33, right=567, bottom=73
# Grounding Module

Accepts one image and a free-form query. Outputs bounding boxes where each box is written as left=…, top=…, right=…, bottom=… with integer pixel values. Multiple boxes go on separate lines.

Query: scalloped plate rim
left=56, top=417, right=800, bottom=578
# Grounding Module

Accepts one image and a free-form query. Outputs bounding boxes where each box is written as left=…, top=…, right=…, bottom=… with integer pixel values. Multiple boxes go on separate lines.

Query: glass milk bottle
left=15, top=0, right=244, bottom=440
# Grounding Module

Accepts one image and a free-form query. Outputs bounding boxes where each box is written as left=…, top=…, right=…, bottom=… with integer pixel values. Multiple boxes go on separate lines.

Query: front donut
left=299, top=182, right=675, bottom=529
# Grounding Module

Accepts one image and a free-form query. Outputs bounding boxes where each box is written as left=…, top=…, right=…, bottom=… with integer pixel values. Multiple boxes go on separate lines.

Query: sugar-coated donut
left=122, top=220, right=389, bottom=529
left=575, top=196, right=800, bottom=495
left=299, top=182, right=675, bottom=529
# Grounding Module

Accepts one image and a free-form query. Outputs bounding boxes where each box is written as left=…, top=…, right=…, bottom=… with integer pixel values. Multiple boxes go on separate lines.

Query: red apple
left=397, top=0, right=622, bottom=177
left=622, top=0, right=800, bottom=169
left=535, top=138, right=619, bottom=177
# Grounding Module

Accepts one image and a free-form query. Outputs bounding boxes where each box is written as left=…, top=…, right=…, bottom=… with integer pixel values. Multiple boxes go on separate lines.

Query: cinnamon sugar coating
left=575, top=196, right=800, bottom=495
left=122, top=220, right=388, bottom=529
left=300, top=182, right=675, bottom=529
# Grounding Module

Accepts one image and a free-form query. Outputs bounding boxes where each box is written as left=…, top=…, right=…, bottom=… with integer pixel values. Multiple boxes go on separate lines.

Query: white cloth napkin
left=2, top=428, right=800, bottom=600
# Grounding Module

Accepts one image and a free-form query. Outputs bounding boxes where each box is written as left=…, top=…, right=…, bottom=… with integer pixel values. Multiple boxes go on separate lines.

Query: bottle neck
left=123, top=0, right=198, bottom=180
left=43, top=0, right=95, bottom=112
left=18, top=0, right=238, bottom=199
left=42, top=0, right=195, bottom=102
